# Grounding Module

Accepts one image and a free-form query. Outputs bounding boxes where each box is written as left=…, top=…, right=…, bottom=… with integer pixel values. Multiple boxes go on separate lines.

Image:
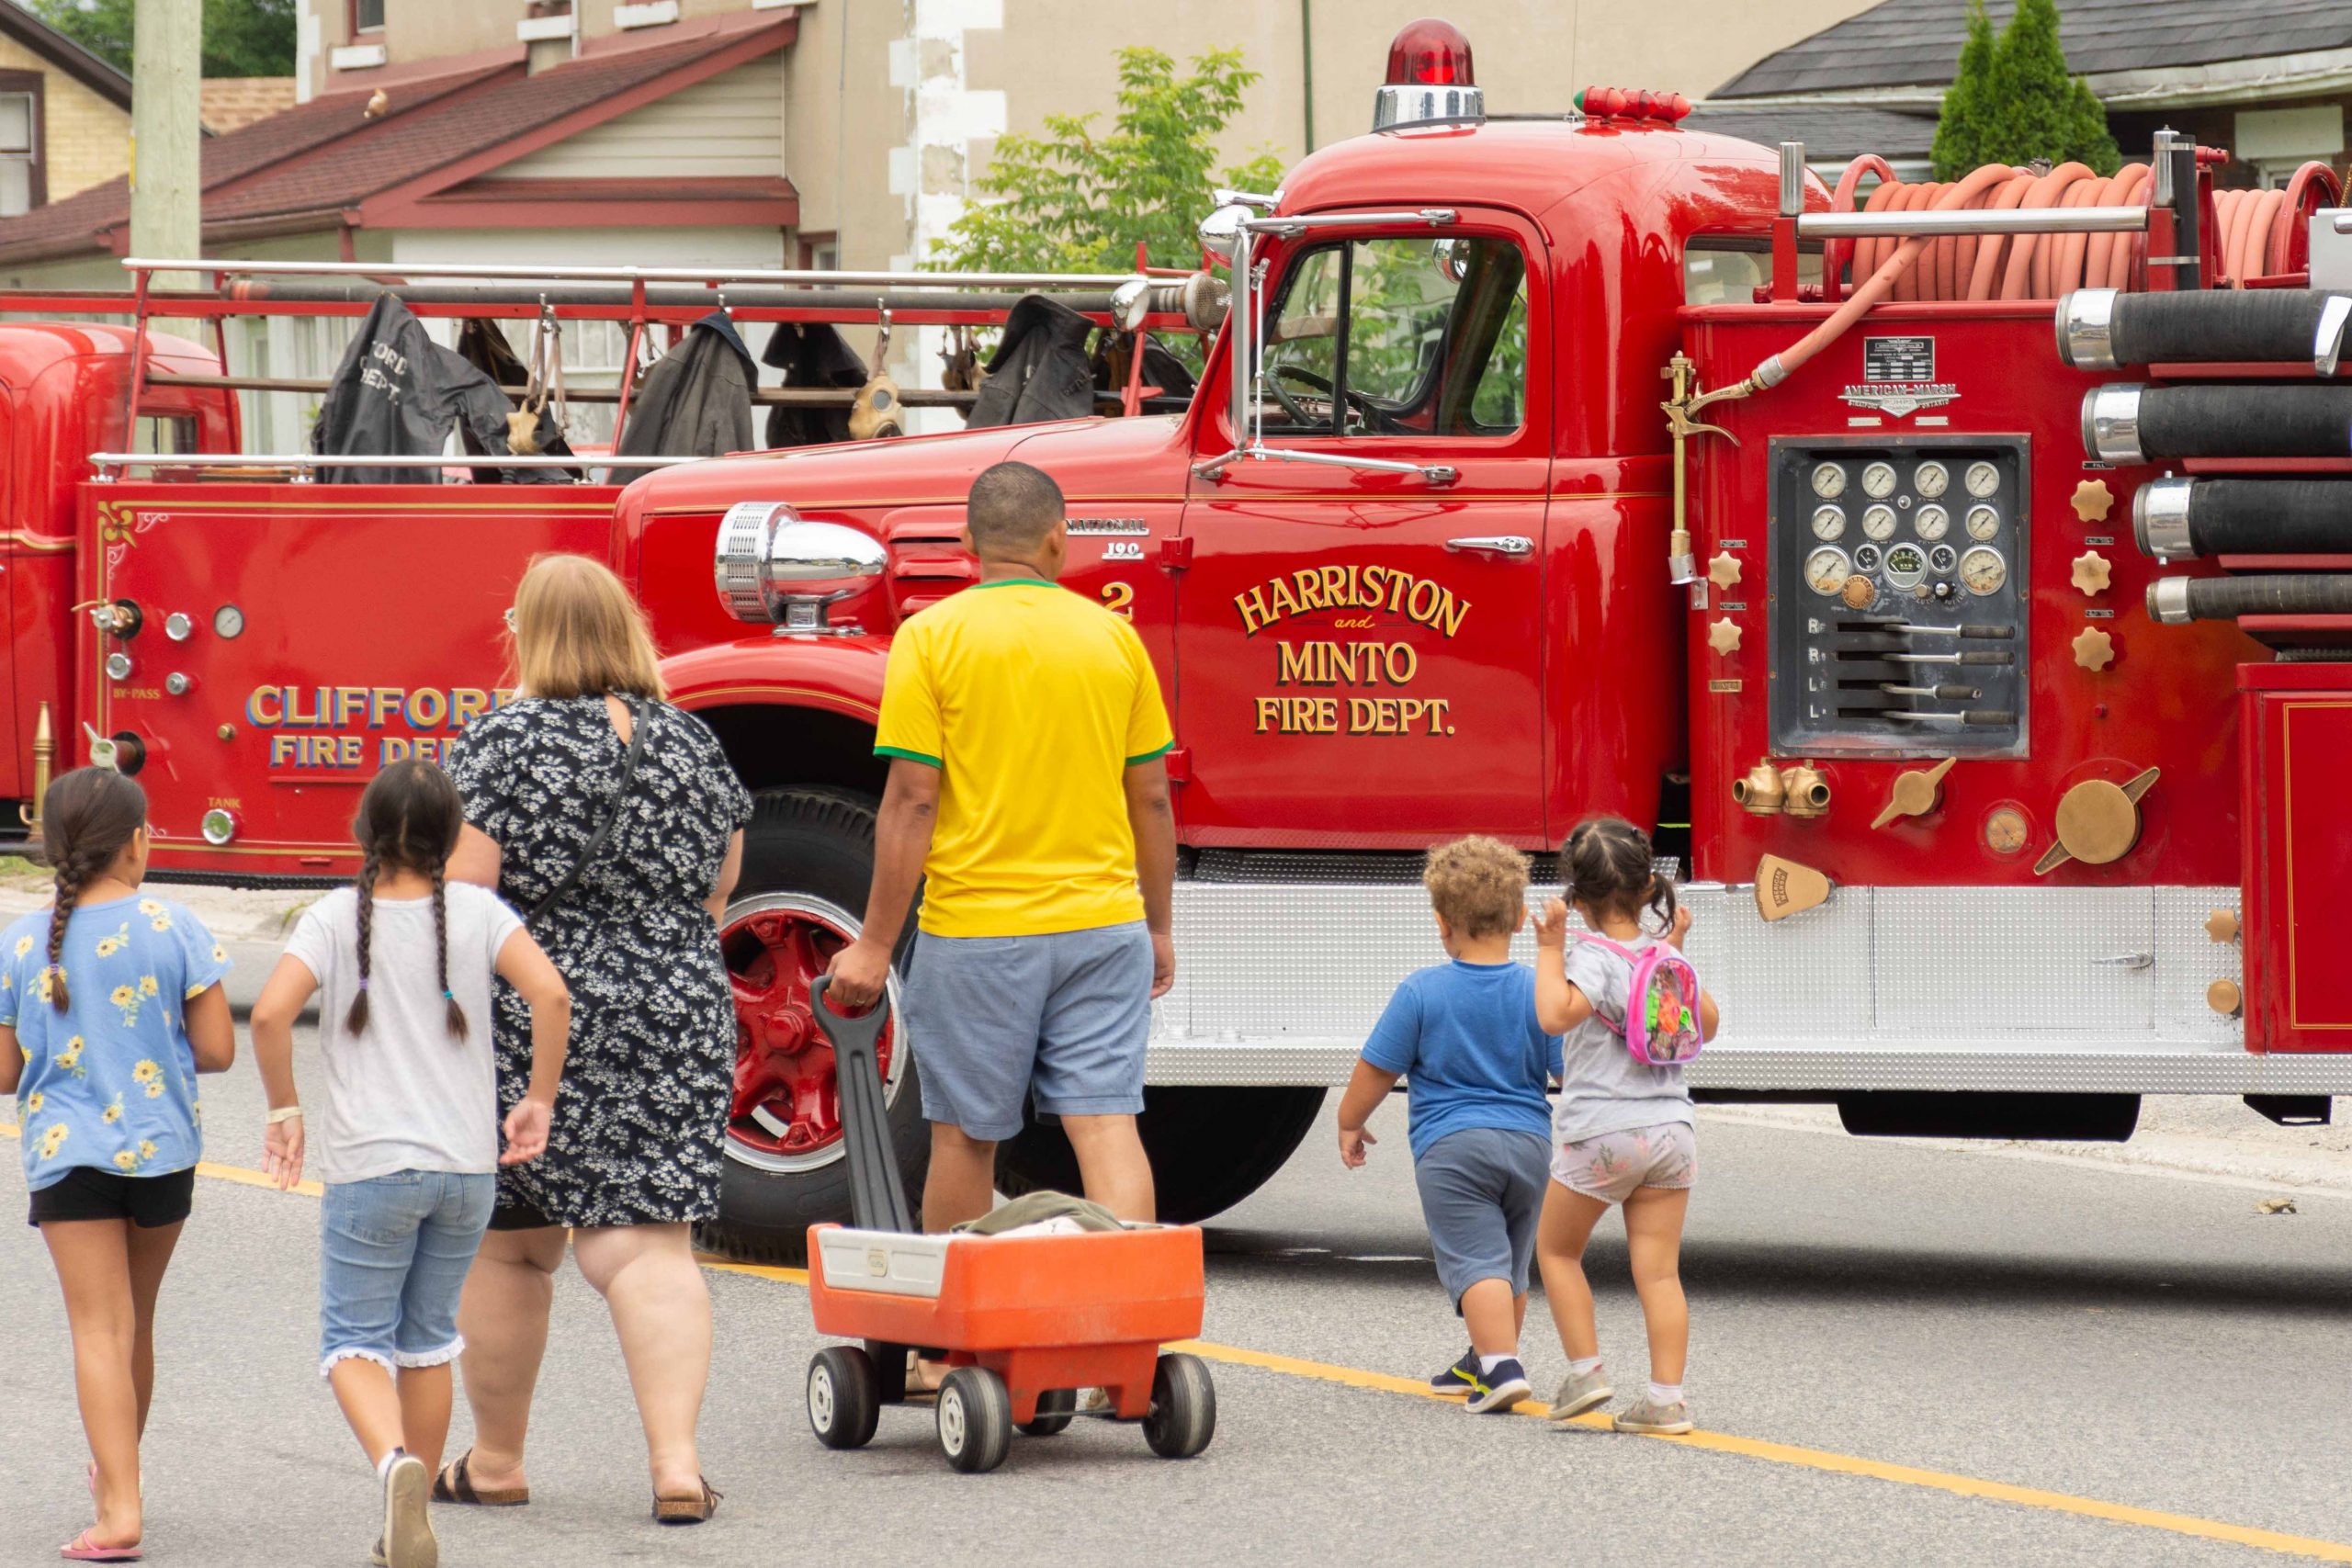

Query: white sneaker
left=382, top=1453, right=437, bottom=1568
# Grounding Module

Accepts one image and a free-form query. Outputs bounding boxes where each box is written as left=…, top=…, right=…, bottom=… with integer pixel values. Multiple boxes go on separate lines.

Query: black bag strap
left=526, top=694, right=648, bottom=930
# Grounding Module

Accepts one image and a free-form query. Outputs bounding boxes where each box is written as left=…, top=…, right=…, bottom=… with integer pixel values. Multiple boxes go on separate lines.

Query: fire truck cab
left=6, top=19, right=2352, bottom=1261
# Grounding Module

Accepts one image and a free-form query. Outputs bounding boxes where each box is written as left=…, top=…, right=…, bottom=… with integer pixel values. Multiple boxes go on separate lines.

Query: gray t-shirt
left=284, top=883, right=526, bottom=1184
left=1552, top=932, right=1698, bottom=1145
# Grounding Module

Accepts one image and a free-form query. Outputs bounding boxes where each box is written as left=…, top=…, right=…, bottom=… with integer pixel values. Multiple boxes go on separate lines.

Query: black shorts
left=487, top=1196, right=557, bottom=1232
left=28, top=1165, right=197, bottom=1229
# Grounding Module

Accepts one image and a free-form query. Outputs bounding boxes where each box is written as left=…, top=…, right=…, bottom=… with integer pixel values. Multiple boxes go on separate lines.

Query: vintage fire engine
left=6, top=19, right=2352, bottom=1261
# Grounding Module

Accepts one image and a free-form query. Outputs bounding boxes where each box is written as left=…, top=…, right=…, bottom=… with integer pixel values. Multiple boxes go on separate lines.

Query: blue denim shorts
left=903, top=920, right=1153, bottom=1141
left=319, top=1169, right=495, bottom=1379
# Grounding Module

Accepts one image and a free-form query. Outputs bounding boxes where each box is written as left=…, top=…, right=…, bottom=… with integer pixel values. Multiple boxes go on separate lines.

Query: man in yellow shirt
left=826, top=461, right=1176, bottom=1231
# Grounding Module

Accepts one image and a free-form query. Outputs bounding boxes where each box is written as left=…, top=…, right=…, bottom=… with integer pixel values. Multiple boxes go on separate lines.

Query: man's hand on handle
left=826, top=939, right=894, bottom=1012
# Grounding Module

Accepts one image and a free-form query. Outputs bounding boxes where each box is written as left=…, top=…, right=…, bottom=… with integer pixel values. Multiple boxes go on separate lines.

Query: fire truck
left=6, top=19, right=2352, bottom=1261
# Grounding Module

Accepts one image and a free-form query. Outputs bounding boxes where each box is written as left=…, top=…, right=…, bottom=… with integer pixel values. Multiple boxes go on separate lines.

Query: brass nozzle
left=1781, top=762, right=1832, bottom=819
left=1732, top=759, right=1786, bottom=816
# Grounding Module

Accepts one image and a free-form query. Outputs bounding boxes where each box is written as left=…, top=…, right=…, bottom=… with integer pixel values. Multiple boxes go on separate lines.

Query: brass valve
left=2072, top=626, right=2116, bottom=671
left=2208, top=978, right=2244, bottom=1018
left=1707, top=551, right=1743, bottom=589
left=1707, top=617, right=1742, bottom=655
left=1732, top=760, right=1785, bottom=816
left=1780, top=762, right=1831, bottom=819
left=1840, top=575, right=1876, bottom=611
left=1871, top=755, right=1955, bottom=830
left=2033, top=766, right=2159, bottom=874
left=2070, top=479, right=2114, bottom=523
left=2205, top=908, right=2239, bottom=943
left=2071, top=551, right=2112, bottom=596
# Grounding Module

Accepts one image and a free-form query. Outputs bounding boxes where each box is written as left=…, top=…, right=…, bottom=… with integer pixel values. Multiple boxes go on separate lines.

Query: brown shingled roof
left=0, top=13, right=791, bottom=267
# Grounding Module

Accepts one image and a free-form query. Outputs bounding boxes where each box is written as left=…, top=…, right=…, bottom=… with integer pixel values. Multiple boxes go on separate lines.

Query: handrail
left=1796, top=207, right=2150, bottom=239
left=124, top=256, right=1159, bottom=291
left=88, top=452, right=702, bottom=478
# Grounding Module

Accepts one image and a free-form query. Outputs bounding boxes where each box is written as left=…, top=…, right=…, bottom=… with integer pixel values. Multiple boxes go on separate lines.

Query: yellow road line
left=9, top=1133, right=2352, bottom=1562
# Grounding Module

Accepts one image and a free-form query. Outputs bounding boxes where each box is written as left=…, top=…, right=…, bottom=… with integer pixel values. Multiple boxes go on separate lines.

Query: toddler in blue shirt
left=1336, top=835, right=1561, bottom=1414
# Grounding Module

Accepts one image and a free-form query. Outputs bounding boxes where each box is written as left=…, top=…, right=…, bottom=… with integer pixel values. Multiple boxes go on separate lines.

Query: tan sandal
left=433, top=1450, right=529, bottom=1507
left=652, top=1479, right=721, bottom=1525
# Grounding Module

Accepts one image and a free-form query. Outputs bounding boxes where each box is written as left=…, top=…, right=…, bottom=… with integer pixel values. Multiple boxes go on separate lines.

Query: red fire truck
left=6, top=19, right=2351, bottom=1261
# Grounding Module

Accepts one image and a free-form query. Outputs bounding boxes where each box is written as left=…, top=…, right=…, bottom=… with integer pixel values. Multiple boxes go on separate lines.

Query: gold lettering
left=1385, top=570, right=1410, bottom=613
left=1235, top=585, right=1273, bottom=636
left=1319, top=565, right=1351, bottom=610
left=1276, top=643, right=1312, bottom=686
left=1407, top=579, right=1442, bottom=626
left=1382, top=643, right=1419, bottom=684
left=1289, top=569, right=1327, bottom=613
left=1255, top=696, right=1283, bottom=732
left=1269, top=579, right=1302, bottom=620
left=1435, top=592, right=1469, bottom=638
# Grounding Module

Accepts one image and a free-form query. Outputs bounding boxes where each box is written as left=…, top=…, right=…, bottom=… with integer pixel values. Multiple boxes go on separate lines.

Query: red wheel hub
left=723, top=906, right=894, bottom=1162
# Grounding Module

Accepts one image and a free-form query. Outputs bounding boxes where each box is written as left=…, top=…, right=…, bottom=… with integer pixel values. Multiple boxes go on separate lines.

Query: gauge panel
left=1768, top=439, right=2030, bottom=759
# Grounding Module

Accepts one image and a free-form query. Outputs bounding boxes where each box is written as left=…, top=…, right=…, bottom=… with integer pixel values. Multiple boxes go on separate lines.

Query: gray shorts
left=1414, top=1126, right=1551, bottom=1308
left=903, top=920, right=1152, bottom=1141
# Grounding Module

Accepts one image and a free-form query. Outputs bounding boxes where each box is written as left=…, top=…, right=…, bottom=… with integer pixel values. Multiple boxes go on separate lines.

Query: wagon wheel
left=936, top=1366, right=1013, bottom=1473
left=808, top=1346, right=880, bottom=1450
left=1143, top=1353, right=1216, bottom=1459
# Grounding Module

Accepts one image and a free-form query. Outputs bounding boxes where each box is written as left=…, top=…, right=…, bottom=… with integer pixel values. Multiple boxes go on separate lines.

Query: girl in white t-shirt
left=250, top=761, right=570, bottom=1568
left=1532, top=816, right=1719, bottom=1438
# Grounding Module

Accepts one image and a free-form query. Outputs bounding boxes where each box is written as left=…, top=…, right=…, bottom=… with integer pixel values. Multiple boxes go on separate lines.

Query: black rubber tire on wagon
left=1017, top=1387, right=1077, bottom=1438
left=937, top=1366, right=1014, bottom=1474
left=1143, top=1352, right=1216, bottom=1459
left=994, top=1086, right=1328, bottom=1225
left=695, top=787, right=929, bottom=1268
left=807, top=1345, right=881, bottom=1450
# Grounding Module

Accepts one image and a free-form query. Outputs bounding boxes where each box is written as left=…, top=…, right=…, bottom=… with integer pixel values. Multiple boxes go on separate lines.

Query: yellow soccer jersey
left=875, top=579, right=1173, bottom=938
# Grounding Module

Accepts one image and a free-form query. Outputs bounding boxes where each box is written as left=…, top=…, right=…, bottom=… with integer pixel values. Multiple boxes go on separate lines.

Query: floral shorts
left=1549, top=1122, right=1698, bottom=1205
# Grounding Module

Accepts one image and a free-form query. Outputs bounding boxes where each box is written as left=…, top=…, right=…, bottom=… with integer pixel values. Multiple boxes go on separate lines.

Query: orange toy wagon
left=800, top=978, right=1216, bottom=1473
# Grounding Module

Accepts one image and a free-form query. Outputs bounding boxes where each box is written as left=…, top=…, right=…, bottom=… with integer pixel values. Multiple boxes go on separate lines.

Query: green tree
left=931, top=47, right=1284, bottom=278
left=1930, top=0, right=2120, bottom=178
left=27, top=0, right=297, bottom=79
left=1929, top=0, right=1996, bottom=180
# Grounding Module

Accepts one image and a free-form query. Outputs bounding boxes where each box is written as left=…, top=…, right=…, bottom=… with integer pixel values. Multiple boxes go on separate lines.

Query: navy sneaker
left=1429, top=1348, right=1479, bottom=1395
left=1464, top=1357, right=1532, bottom=1414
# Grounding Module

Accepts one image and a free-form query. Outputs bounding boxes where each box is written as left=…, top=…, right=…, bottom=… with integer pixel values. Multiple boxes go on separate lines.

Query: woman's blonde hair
left=510, top=553, right=667, bottom=701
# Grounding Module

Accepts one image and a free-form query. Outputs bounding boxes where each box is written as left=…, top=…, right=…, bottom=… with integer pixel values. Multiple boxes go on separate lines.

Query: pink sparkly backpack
left=1580, top=936, right=1704, bottom=1066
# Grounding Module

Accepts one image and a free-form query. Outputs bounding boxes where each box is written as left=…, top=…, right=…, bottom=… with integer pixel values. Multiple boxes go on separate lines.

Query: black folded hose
left=2057, top=288, right=2352, bottom=369
left=2084, top=383, right=2352, bottom=462
left=2147, top=573, right=2352, bottom=624
left=2134, top=477, right=2352, bottom=557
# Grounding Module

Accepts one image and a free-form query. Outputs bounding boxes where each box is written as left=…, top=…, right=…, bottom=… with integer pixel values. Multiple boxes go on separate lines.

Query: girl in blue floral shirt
left=0, top=767, right=234, bottom=1562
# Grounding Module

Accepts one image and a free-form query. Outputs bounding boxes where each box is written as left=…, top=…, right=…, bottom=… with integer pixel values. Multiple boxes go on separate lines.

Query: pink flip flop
left=60, top=1530, right=141, bottom=1562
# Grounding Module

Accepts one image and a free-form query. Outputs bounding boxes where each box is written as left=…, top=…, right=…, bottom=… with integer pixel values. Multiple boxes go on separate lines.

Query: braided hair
left=345, top=760, right=470, bottom=1042
left=36, top=768, right=148, bottom=1013
left=1563, top=815, right=1677, bottom=934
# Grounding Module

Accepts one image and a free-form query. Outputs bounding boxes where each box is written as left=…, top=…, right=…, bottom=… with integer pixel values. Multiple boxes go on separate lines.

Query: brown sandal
left=652, top=1479, right=721, bottom=1525
left=433, top=1450, right=529, bottom=1507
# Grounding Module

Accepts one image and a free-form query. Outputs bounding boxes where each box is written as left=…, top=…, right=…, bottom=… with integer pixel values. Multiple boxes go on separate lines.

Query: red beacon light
left=1575, top=85, right=1691, bottom=125
left=1373, top=18, right=1484, bottom=131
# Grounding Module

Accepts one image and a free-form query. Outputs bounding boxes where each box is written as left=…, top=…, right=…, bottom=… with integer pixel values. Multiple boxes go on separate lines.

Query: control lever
left=1881, top=684, right=1981, bottom=700
left=1887, top=651, right=2014, bottom=666
left=1885, top=709, right=2016, bottom=727
left=1840, top=620, right=2014, bottom=639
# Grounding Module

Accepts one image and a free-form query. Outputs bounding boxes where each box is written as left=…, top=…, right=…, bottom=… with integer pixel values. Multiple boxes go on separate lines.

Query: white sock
left=1568, top=1356, right=1603, bottom=1377
left=1648, top=1382, right=1684, bottom=1405
left=376, top=1448, right=405, bottom=1481
left=1477, top=1352, right=1516, bottom=1375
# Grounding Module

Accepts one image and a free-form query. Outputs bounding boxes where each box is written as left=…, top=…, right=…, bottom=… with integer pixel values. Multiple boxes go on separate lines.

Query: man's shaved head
left=966, top=461, right=1066, bottom=561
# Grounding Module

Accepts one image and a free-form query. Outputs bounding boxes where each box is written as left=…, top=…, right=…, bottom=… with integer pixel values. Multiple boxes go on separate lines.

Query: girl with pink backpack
left=1532, top=816, right=1720, bottom=1436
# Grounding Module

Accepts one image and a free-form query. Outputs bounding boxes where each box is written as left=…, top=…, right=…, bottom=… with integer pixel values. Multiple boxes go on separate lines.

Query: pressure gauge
left=1965, top=504, right=2000, bottom=541
left=1964, top=460, right=2000, bottom=498
left=1914, top=461, right=1950, bottom=499
left=1811, top=504, right=1847, bottom=541
left=1861, top=503, right=1898, bottom=541
left=1810, top=462, right=1847, bottom=499
left=1914, top=504, right=1950, bottom=541
left=213, top=604, right=245, bottom=639
left=1883, top=542, right=1928, bottom=591
left=1804, top=547, right=1852, bottom=596
left=1854, top=543, right=1883, bottom=571
left=1960, top=546, right=2007, bottom=595
left=1928, top=543, right=1958, bottom=573
left=1860, top=461, right=1897, bottom=499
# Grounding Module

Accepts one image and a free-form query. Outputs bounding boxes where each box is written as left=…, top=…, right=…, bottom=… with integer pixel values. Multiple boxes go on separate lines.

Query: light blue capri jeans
left=319, top=1169, right=495, bottom=1380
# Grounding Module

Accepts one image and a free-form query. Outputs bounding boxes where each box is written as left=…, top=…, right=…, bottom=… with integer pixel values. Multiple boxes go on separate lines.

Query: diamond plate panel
left=1698, top=883, right=1877, bottom=1038
left=2154, top=886, right=2245, bottom=1043
left=1874, top=886, right=2153, bottom=1033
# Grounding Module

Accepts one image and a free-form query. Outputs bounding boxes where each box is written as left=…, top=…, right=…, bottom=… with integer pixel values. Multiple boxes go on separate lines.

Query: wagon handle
left=808, top=975, right=916, bottom=1235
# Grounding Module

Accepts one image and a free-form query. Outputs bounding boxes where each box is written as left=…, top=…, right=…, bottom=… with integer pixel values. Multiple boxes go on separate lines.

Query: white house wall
left=488, top=59, right=787, bottom=180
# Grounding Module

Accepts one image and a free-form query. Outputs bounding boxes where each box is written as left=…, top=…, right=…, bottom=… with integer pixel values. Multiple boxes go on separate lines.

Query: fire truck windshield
left=1256, top=234, right=1527, bottom=437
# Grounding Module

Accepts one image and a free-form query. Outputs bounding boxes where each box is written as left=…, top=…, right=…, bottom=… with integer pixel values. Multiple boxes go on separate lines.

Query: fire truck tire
left=698, top=787, right=929, bottom=1267
left=993, top=1086, right=1328, bottom=1224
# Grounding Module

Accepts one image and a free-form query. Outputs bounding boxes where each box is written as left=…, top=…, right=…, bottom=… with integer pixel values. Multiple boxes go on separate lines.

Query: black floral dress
left=446, top=694, right=753, bottom=1227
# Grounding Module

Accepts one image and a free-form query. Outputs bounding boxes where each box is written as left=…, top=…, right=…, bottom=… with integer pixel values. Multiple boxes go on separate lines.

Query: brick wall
left=0, top=36, right=130, bottom=202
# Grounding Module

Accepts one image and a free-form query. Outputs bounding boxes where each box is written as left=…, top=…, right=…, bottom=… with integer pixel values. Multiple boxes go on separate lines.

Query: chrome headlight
left=713, top=502, right=887, bottom=632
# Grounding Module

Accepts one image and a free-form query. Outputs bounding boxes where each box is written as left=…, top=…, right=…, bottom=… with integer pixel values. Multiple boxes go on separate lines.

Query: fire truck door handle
left=1444, top=536, right=1535, bottom=558
left=2090, top=952, right=2154, bottom=970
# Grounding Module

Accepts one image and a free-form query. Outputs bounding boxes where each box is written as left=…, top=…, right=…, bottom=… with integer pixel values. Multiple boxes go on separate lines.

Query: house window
left=351, top=0, right=385, bottom=32
left=0, top=86, right=39, bottom=218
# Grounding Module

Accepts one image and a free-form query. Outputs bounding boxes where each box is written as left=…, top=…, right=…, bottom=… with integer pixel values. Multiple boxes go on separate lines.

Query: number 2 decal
left=1100, top=581, right=1135, bottom=620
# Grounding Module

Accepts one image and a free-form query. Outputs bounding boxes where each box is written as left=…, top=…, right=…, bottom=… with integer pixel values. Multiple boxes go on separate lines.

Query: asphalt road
left=6, top=943, right=2352, bottom=1566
